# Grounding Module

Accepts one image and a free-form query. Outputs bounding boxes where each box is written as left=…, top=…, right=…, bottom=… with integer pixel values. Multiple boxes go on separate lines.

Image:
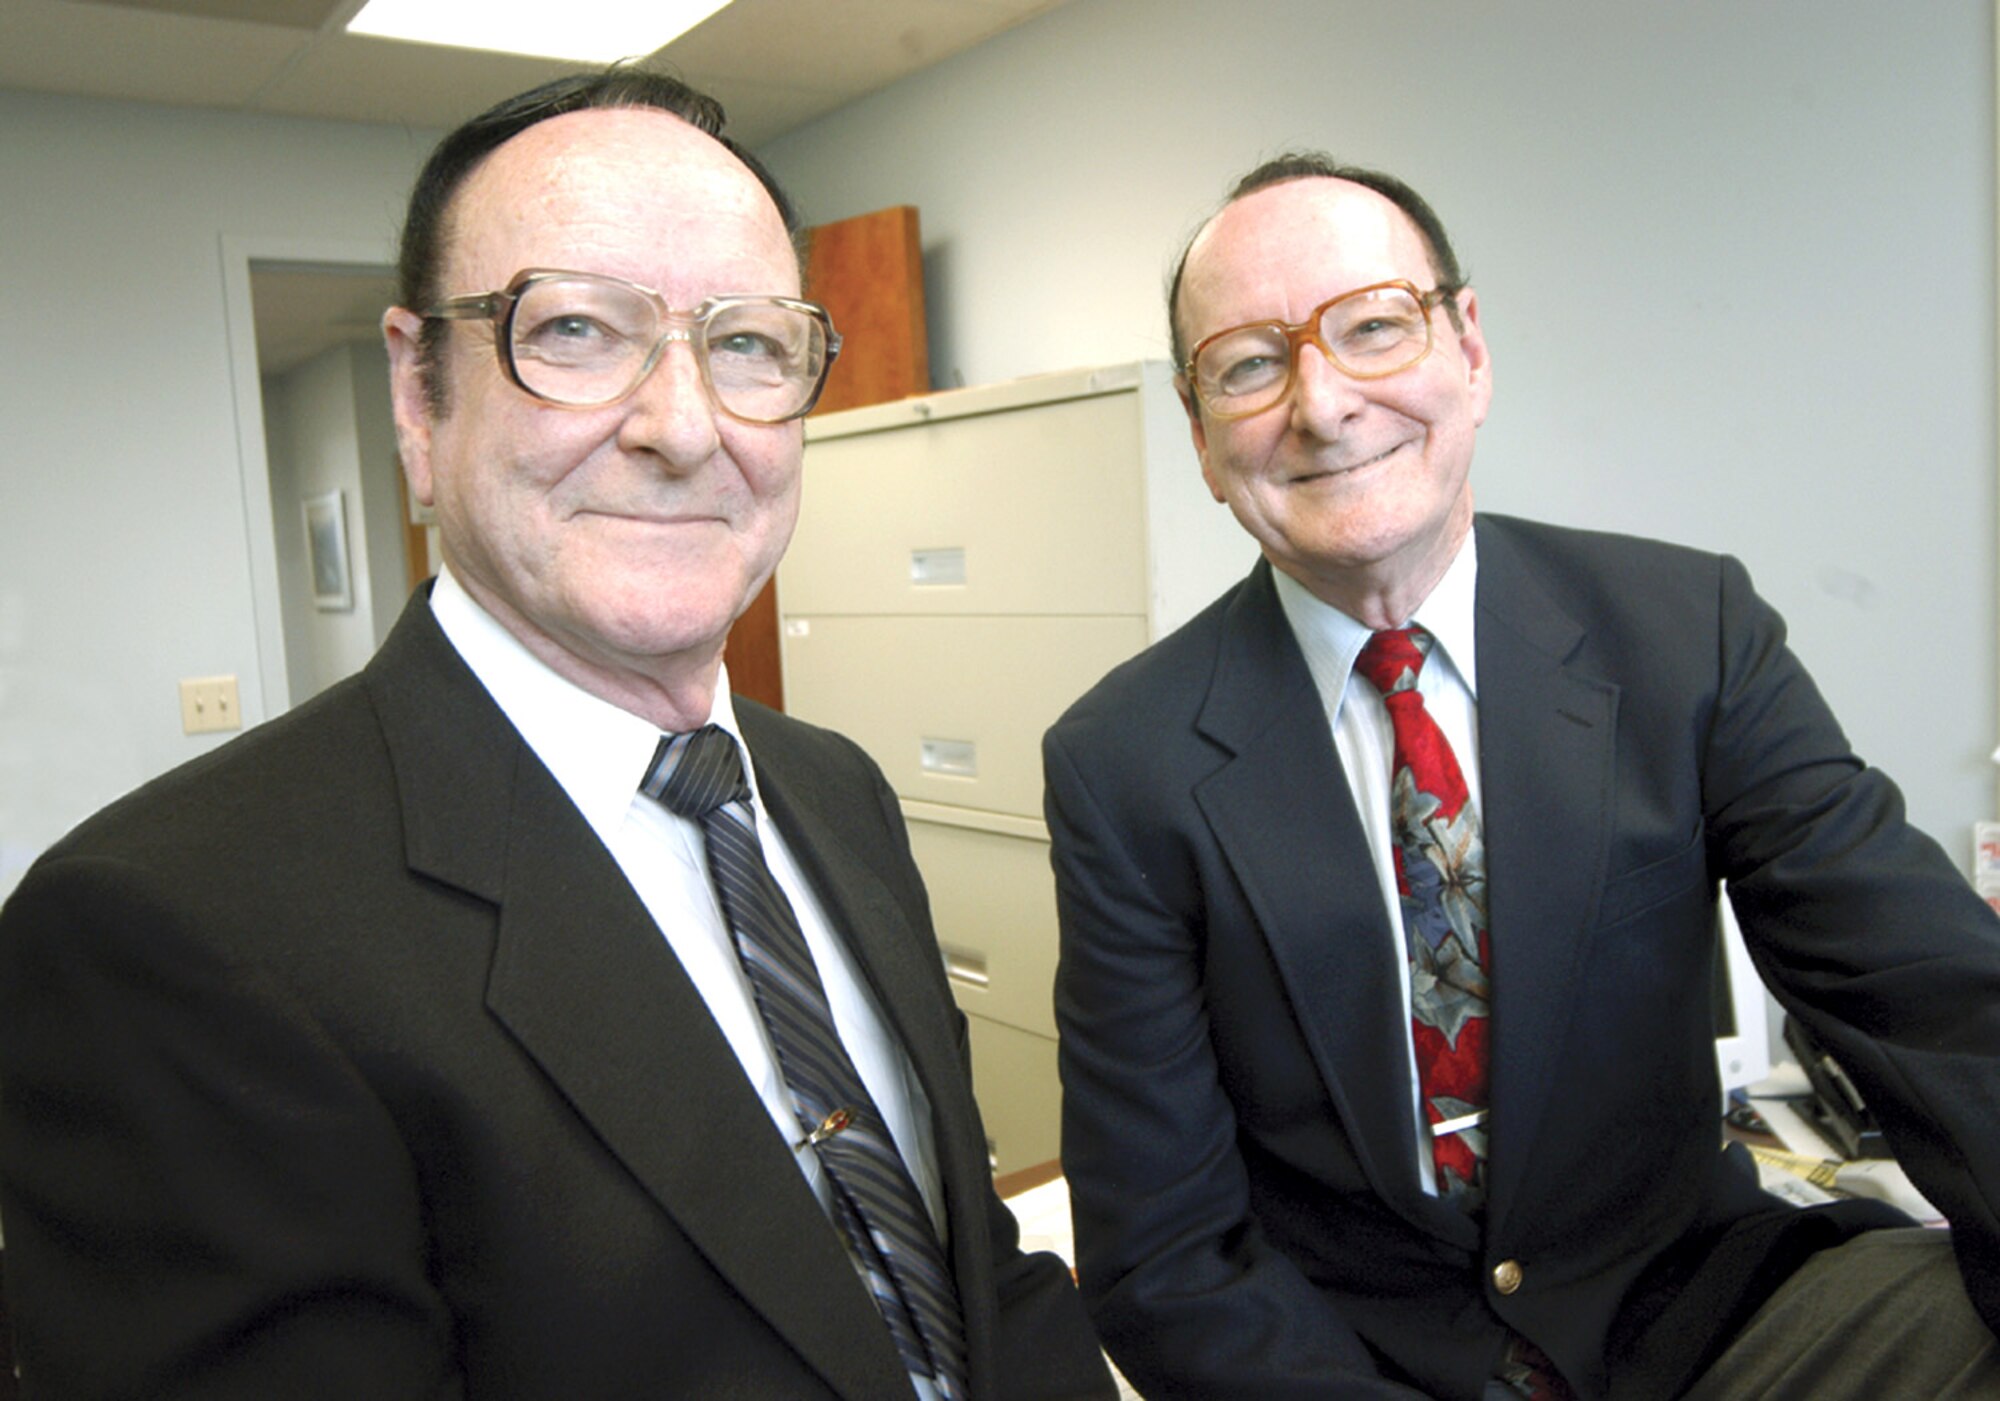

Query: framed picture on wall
left=304, top=489, right=353, bottom=612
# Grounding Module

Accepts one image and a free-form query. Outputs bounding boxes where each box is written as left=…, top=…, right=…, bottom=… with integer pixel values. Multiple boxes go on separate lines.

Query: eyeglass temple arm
left=419, top=292, right=511, bottom=322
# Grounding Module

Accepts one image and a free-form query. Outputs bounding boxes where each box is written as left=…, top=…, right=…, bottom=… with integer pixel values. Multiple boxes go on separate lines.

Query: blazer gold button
left=1492, top=1259, right=1523, bottom=1294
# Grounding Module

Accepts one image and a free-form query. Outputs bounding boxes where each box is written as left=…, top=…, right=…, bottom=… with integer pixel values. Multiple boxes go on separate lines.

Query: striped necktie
left=642, top=725, right=968, bottom=1399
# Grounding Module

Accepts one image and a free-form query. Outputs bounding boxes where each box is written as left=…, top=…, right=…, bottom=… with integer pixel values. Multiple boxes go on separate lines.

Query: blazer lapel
left=1470, top=521, right=1620, bottom=1237
left=1192, top=565, right=1451, bottom=1232
left=362, top=597, right=911, bottom=1401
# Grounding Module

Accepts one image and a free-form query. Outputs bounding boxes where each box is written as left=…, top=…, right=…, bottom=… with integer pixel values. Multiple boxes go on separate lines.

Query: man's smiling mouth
left=1294, top=442, right=1405, bottom=482
left=577, top=507, right=724, bottom=526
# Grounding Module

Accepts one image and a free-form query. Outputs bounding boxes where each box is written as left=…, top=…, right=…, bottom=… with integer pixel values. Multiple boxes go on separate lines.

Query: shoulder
left=38, top=583, right=502, bottom=875
left=736, top=696, right=882, bottom=786
left=1474, top=515, right=1794, bottom=726
left=735, top=697, right=902, bottom=831
left=1048, top=566, right=1262, bottom=744
left=1480, top=513, right=1726, bottom=585
left=732, top=698, right=931, bottom=914
left=1477, top=513, right=1746, bottom=631
left=33, top=672, right=389, bottom=876
left=0, top=672, right=410, bottom=1002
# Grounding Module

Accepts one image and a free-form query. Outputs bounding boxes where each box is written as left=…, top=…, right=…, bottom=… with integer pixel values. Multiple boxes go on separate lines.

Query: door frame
left=219, top=234, right=396, bottom=720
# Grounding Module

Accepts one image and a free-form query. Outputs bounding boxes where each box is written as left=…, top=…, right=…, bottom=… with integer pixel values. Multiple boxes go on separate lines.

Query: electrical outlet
left=179, top=675, right=241, bottom=735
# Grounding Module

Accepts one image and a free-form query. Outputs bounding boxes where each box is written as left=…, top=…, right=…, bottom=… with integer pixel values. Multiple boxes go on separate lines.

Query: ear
left=382, top=306, right=439, bottom=506
left=1449, top=288, right=1494, bottom=429
left=1176, top=376, right=1228, bottom=504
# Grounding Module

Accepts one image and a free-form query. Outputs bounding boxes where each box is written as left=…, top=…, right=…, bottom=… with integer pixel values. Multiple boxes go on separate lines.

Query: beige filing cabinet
left=779, top=361, right=1254, bottom=1175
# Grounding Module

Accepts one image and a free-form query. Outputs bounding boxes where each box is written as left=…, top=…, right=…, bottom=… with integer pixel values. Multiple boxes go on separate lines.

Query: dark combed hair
left=1166, top=152, right=1468, bottom=370
left=396, top=66, right=804, bottom=413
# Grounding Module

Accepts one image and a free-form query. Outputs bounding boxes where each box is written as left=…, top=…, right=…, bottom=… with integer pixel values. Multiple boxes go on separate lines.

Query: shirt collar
left=427, top=565, right=752, bottom=847
left=1273, top=524, right=1480, bottom=714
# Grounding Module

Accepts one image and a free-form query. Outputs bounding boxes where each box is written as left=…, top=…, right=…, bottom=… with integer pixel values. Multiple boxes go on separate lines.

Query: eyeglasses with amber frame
left=1182, top=279, right=1459, bottom=421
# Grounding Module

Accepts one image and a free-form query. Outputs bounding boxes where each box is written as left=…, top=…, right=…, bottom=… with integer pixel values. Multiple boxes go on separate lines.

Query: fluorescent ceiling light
left=346, top=0, right=735, bottom=63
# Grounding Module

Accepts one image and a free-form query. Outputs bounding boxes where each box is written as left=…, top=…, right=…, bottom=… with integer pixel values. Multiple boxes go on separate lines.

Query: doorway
left=221, top=238, right=407, bottom=718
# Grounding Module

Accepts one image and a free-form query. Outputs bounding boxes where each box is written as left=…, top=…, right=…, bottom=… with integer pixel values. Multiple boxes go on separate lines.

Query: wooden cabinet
left=779, top=362, right=1254, bottom=1174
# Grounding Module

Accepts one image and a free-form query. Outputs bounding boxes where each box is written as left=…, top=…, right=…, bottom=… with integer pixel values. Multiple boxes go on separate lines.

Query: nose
left=1288, top=340, right=1367, bottom=440
left=617, top=335, right=721, bottom=469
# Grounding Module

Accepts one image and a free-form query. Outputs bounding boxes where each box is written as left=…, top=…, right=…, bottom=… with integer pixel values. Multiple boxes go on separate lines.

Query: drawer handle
left=920, top=738, right=977, bottom=777
left=910, top=547, right=967, bottom=586
left=942, top=945, right=990, bottom=990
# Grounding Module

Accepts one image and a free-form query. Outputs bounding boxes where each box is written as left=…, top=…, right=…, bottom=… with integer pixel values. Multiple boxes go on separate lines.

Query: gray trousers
left=1681, top=1228, right=2000, bottom=1400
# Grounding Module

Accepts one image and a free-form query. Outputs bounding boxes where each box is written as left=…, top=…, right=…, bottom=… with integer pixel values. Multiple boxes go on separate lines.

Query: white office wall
left=0, top=90, right=430, bottom=898
left=761, top=0, right=1997, bottom=866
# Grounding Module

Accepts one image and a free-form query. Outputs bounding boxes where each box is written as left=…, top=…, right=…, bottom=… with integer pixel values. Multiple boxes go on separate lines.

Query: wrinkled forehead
left=1179, top=177, right=1434, bottom=337
left=443, top=107, right=799, bottom=296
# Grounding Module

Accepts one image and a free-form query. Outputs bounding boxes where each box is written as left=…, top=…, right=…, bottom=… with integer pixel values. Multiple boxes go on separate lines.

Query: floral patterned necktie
left=1354, top=626, right=1491, bottom=1207
left=1357, top=630, right=1572, bottom=1399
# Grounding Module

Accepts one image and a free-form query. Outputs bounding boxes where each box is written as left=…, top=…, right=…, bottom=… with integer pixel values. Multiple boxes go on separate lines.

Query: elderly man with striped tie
left=0, top=68, right=1112, bottom=1401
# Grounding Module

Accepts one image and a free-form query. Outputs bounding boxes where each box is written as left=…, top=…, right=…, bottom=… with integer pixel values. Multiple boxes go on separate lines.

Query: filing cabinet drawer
left=787, top=390, right=1148, bottom=616
left=908, top=819, right=1057, bottom=1039
left=780, top=613, right=1146, bottom=818
left=965, top=1014, right=1061, bottom=1178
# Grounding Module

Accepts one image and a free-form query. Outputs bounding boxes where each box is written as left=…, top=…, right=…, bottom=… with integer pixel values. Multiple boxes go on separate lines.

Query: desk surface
left=1743, top=1061, right=1940, bottom=1221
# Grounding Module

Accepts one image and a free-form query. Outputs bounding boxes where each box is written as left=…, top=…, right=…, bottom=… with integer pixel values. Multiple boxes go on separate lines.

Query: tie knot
left=1354, top=626, right=1434, bottom=697
left=641, top=724, right=749, bottom=819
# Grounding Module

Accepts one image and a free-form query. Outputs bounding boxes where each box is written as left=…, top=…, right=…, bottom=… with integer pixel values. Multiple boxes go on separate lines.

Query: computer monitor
left=1713, top=887, right=1773, bottom=1092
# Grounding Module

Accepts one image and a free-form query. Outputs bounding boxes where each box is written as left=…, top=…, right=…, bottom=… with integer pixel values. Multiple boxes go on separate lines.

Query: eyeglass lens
left=508, top=275, right=830, bottom=421
left=1194, top=284, right=1433, bottom=417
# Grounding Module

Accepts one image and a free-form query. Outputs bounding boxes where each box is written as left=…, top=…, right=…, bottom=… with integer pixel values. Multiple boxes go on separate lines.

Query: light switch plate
left=180, top=675, right=241, bottom=735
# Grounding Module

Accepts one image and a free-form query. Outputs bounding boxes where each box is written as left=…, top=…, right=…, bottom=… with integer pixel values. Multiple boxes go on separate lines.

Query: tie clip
left=1431, top=1108, right=1487, bottom=1138
left=796, top=1106, right=859, bottom=1150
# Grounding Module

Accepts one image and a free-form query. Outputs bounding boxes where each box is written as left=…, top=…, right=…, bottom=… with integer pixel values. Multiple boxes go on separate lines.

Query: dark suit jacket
left=1044, top=514, right=2000, bottom=1400
left=0, top=591, right=1112, bottom=1401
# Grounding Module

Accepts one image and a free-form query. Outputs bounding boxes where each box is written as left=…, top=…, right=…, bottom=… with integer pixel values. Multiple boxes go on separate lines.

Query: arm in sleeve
left=0, top=853, right=456, bottom=1400
left=972, top=1107, right=1120, bottom=1401
left=1045, top=730, right=1427, bottom=1400
left=856, top=750, right=1117, bottom=1401
left=1700, top=554, right=2000, bottom=1336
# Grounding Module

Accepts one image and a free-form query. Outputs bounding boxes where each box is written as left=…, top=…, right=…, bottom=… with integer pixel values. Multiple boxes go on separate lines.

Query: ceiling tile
left=59, top=0, right=346, bottom=29
left=252, top=32, right=576, bottom=129
left=0, top=0, right=309, bottom=108
left=680, top=71, right=861, bottom=149
left=663, top=0, right=1059, bottom=90
left=1, top=0, right=1079, bottom=144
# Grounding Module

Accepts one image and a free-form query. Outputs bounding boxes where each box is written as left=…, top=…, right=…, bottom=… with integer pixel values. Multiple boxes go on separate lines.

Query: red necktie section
left=1355, top=630, right=1573, bottom=1400
left=1354, top=626, right=1491, bottom=1205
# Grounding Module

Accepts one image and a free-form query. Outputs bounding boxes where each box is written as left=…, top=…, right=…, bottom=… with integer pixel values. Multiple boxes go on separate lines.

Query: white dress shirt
left=1272, top=531, right=1483, bottom=1196
left=429, top=569, right=947, bottom=1398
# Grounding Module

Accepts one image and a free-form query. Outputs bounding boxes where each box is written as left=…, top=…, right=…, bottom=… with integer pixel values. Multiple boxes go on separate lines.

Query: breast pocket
left=1595, top=828, right=1708, bottom=930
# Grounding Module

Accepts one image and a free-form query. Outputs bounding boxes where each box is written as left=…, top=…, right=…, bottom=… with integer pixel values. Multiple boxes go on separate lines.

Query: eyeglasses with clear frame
left=421, top=268, right=843, bottom=424
left=1182, top=279, right=1459, bottom=421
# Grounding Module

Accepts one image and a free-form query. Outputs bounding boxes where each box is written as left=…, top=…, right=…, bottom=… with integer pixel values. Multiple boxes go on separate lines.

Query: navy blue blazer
left=0, top=590, right=1113, bottom=1401
left=1045, top=514, right=2000, bottom=1400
